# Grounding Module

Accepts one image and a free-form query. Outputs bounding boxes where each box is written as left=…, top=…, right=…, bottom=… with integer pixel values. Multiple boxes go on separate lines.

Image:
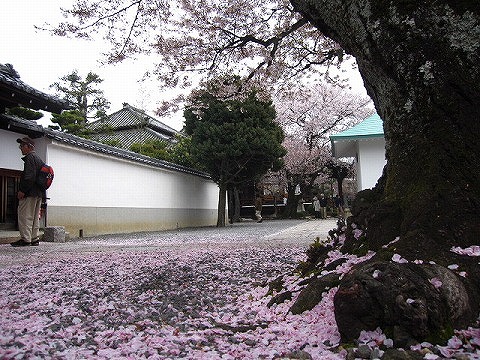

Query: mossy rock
left=289, top=273, right=340, bottom=315
left=267, top=291, right=292, bottom=307
left=266, top=275, right=284, bottom=296
left=334, top=261, right=473, bottom=345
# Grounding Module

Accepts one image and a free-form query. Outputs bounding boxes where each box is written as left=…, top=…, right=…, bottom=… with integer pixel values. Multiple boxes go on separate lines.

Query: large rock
left=334, top=261, right=473, bottom=347
left=43, top=226, right=66, bottom=242
left=289, top=273, right=341, bottom=315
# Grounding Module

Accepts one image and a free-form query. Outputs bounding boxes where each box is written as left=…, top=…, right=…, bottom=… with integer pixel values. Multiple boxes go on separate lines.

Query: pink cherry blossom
left=392, top=253, right=408, bottom=264
left=429, top=277, right=443, bottom=289
left=451, top=246, right=480, bottom=257
left=1, top=226, right=478, bottom=359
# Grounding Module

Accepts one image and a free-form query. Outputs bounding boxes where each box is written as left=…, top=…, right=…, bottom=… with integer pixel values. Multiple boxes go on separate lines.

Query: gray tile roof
left=0, top=113, right=45, bottom=138
left=44, top=129, right=209, bottom=178
left=0, top=64, right=71, bottom=113
left=0, top=113, right=208, bottom=179
left=91, top=126, right=173, bottom=149
left=88, top=103, right=179, bottom=149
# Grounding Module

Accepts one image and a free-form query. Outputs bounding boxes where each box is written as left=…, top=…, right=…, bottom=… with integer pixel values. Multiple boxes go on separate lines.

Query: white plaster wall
left=357, top=138, right=386, bottom=190
left=0, top=130, right=22, bottom=170
left=1, top=130, right=30, bottom=170
left=46, top=141, right=218, bottom=209
left=47, top=143, right=218, bottom=209
left=0, top=130, right=49, bottom=169
left=1, top=131, right=220, bottom=237
left=43, top=140, right=219, bottom=236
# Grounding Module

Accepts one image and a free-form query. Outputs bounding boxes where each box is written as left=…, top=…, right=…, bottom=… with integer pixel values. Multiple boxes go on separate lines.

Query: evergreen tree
left=184, top=77, right=286, bottom=227
left=49, top=70, right=110, bottom=133
left=6, top=107, right=43, bottom=121
left=49, top=110, right=91, bottom=136
left=167, top=135, right=196, bottom=168
left=129, top=139, right=170, bottom=160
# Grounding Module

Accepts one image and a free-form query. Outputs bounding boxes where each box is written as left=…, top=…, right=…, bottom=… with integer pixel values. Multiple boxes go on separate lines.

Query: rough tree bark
left=217, top=184, right=227, bottom=227
left=283, top=175, right=302, bottom=218
left=291, top=0, right=480, bottom=345
left=233, top=187, right=242, bottom=223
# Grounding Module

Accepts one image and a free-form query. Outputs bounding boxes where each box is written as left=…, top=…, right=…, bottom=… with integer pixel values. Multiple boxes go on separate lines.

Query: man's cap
left=16, top=137, right=35, bottom=147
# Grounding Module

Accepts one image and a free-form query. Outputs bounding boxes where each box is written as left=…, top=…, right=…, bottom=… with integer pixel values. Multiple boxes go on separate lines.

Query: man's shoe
left=11, top=239, right=31, bottom=247
left=31, top=239, right=40, bottom=246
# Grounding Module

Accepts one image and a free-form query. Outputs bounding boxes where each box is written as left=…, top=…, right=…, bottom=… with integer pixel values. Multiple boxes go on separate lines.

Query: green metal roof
left=330, top=113, right=383, bottom=140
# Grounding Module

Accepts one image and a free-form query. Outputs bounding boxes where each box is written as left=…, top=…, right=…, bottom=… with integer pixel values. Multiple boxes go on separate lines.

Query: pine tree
left=49, top=70, right=110, bottom=133
left=184, top=77, right=286, bottom=227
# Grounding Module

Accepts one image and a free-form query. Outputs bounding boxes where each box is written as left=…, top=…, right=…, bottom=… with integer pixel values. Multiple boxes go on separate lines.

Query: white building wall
left=0, top=131, right=22, bottom=170
left=0, top=130, right=50, bottom=169
left=357, top=138, right=387, bottom=190
left=43, top=139, right=219, bottom=237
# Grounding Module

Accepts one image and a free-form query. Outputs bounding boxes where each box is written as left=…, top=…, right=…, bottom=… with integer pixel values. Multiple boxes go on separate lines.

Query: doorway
left=0, top=168, right=21, bottom=230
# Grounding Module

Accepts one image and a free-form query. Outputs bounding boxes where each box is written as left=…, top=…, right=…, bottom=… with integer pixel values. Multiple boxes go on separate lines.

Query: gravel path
left=0, top=219, right=344, bottom=359
left=0, top=219, right=336, bottom=268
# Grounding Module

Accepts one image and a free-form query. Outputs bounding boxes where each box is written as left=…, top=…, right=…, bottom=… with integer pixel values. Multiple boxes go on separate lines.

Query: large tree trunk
left=233, top=187, right=241, bottom=222
left=291, top=0, right=480, bottom=344
left=284, top=179, right=303, bottom=218
left=217, top=184, right=227, bottom=227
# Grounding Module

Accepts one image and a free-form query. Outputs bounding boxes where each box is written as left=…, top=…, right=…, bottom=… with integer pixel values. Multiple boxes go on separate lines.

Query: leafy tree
left=129, top=139, right=170, bottom=160
left=49, top=0, right=480, bottom=345
left=324, top=158, right=354, bottom=201
left=128, top=136, right=196, bottom=168
left=6, top=107, right=43, bottom=121
left=167, top=135, right=196, bottom=168
left=184, top=77, right=286, bottom=227
left=47, top=1, right=343, bottom=100
left=49, top=70, right=110, bottom=129
left=279, top=136, right=329, bottom=217
left=49, top=110, right=91, bottom=136
left=275, top=83, right=372, bottom=149
left=101, top=139, right=122, bottom=147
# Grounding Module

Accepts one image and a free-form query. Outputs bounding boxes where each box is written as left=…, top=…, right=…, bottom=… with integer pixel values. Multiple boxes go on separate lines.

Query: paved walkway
left=0, top=218, right=338, bottom=268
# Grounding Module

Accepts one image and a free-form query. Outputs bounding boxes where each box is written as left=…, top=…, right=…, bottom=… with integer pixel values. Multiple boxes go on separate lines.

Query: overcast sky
left=1, top=0, right=368, bottom=130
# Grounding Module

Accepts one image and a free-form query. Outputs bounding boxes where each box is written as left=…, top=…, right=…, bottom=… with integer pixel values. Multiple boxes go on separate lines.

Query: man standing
left=334, top=194, right=345, bottom=218
left=319, top=193, right=328, bottom=219
left=11, top=137, right=45, bottom=247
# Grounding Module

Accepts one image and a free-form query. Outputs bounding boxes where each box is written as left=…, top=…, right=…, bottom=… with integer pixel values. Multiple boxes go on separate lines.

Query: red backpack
left=37, top=164, right=54, bottom=190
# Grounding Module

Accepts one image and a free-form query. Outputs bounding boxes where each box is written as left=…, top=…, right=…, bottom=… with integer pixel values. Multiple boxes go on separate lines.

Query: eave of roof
left=330, top=113, right=384, bottom=140
left=44, top=129, right=210, bottom=179
left=0, top=113, right=45, bottom=138
left=0, top=64, right=71, bottom=113
left=329, top=113, right=385, bottom=158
